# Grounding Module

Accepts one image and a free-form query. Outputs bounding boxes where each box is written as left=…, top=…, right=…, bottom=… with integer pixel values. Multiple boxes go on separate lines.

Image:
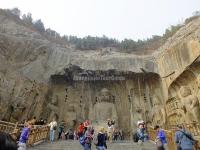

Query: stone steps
left=29, top=140, right=156, bottom=150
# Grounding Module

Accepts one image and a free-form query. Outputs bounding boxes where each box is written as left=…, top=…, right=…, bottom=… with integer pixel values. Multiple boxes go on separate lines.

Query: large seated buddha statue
left=89, top=88, right=118, bottom=125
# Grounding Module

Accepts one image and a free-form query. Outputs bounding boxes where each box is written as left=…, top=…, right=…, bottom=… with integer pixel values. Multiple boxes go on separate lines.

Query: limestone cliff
left=0, top=9, right=200, bottom=138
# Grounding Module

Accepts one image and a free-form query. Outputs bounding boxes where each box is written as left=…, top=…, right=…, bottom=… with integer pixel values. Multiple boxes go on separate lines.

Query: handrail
left=148, top=127, right=177, bottom=150
left=28, top=126, right=49, bottom=146
left=0, top=120, right=49, bottom=146
left=0, top=120, right=18, bottom=134
left=148, top=125, right=200, bottom=150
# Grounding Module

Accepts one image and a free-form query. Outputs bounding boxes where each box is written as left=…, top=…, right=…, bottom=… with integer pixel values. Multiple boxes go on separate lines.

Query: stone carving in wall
left=151, top=96, right=166, bottom=126
left=89, top=88, right=118, bottom=124
left=130, top=89, right=144, bottom=126
left=47, top=94, right=59, bottom=120
left=66, top=103, right=78, bottom=128
left=9, top=99, right=27, bottom=122
left=166, top=97, right=185, bottom=126
left=180, top=86, right=200, bottom=123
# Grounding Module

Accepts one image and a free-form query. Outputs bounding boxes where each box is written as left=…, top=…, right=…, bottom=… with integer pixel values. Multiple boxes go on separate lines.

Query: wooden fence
left=0, top=120, right=19, bottom=133
left=28, top=126, right=49, bottom=145
left=0, top=120, right=49, bottom=146
left=148, top=125, right=200, bottom=150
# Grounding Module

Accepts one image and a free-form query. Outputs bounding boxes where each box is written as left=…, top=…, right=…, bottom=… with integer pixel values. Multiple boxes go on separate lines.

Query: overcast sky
left=1, top=0, right=200, bottom=40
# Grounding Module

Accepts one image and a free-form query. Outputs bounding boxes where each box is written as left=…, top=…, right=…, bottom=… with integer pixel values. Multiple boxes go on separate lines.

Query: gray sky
left=1, top=0, right=200, bottom=40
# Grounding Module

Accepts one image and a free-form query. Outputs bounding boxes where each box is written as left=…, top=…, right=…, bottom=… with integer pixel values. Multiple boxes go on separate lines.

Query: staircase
left=29, top=140, right=156, bottom=150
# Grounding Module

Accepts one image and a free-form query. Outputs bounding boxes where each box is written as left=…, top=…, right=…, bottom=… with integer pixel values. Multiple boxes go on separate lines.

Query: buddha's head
left=98, top=88, right=112, bottom=103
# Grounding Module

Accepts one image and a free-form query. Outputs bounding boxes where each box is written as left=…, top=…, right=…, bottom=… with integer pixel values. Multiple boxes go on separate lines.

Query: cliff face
left=0, top=9, right=200, bottom=137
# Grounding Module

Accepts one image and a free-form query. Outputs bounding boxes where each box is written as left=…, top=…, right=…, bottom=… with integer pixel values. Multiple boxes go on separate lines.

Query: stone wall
left=45, top=72, right=163, bottom=137
left=0, top=71, right=49, bottom=123
left=165, top=61, right=200, bottom=127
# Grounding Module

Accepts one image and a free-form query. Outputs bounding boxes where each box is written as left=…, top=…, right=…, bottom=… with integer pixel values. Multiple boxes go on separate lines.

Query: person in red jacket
left=78, top=123, right=85, bottom=137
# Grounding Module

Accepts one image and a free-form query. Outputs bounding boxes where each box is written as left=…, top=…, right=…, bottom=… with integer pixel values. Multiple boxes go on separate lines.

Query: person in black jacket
left=96, top=127, right=107, bottom=150
left=0, top=132, right=17, bottom=150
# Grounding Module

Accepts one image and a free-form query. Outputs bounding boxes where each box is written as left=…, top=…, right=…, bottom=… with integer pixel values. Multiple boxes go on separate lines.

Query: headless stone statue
left=47, top=94, right=59, bottom=120
left=89, top=88, right=118, bottom=125
left=65, top=103, right=77, bottom=128
left=151, top=96, right=166, bottom=126
left=180, top=86, right=200, bottom=123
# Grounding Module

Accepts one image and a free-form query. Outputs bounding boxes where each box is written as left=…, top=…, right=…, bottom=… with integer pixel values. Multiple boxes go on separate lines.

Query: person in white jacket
left=49, top=118, right=57, bottom=142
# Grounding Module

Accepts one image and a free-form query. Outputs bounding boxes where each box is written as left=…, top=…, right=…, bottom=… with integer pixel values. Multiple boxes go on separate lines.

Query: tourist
left=107, top=119, right=112, bottom=127
left=43, top=119, right=47, bottom=125
left=65, top=128, right=74, bottom=140
left=134, top=120, right=149, bottom=150
left=111, top=120, right=115, bottom=126
left=154, top=125, right=167, bottom=150
left=104, top=131, right=108, bottom=141
left=48, top=118, right=57, bottom=142
left=68, top=129, right=74, bottom=140
left=119, top=129, right=124, bottom=140
left=30, top=116, right=36, bottom=125
left=18, top=122, right=32, bottom=150
left=84, top=126, right=93, bottom=150
left=58, top=120, right=65, bottom=140
left=74, top=130, right=78, bottom=140
left=113, top=129, right=119, bottom=141
left=78, top=123, right=85, bottom=137
left=107, top=120, right=114, bottom=142
left=96, top=127, right=107, bottom=150
left=0, top=132, right=17, bottom=150
left=79, top=123, right=87, bottom=147
left=175, top=125, right=196, bottom=150
left=136, top=120, right=148, bottom=141
left=35, top=118, right=45, bottom=125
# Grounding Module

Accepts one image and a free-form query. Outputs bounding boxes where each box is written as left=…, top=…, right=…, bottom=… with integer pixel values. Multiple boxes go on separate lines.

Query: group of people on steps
left=0, top=117, right=198, bottom=150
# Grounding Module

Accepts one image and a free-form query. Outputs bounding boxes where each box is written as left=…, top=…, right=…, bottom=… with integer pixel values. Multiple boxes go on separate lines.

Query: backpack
left=133, top=132, right=139, bottom=142
left=79, top=135, right=85, bottom=146
left=180, top=130, right=198, bottom=145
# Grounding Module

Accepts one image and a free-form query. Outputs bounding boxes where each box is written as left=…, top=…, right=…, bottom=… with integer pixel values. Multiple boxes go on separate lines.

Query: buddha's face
left=99, top=88, right=111, bottom=103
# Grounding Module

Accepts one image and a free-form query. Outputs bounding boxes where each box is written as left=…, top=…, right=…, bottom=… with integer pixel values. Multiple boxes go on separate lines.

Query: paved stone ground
left=29, top=140, right=156, bottom=150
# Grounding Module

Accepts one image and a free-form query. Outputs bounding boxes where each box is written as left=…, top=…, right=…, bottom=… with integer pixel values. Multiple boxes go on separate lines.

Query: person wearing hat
left=96, top=127, right=107, bottom=150
left=136, top=120, right=148, bottom=141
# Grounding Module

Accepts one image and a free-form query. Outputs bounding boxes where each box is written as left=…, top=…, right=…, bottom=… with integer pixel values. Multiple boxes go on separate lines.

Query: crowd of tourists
left=0, top=117, right=198, bottom=150
left=48, top=118, right=124, bottom=150
left=48, top=119, right=108, bottom=150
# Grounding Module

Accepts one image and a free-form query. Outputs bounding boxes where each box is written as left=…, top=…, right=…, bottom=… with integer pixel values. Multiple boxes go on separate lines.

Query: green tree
left=33, top=19, right=45, bottom=33
left=22, top=13, right=33, bottom=25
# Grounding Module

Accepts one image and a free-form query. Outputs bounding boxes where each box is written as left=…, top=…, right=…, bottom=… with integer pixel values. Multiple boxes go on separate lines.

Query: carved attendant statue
left=151, top=96, right=166, bottom=126
left=180, top=86, right=200, bottom=123
left=7, top=99, right=27, bottom=122
left=47, top=94, right=59, bottom=120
